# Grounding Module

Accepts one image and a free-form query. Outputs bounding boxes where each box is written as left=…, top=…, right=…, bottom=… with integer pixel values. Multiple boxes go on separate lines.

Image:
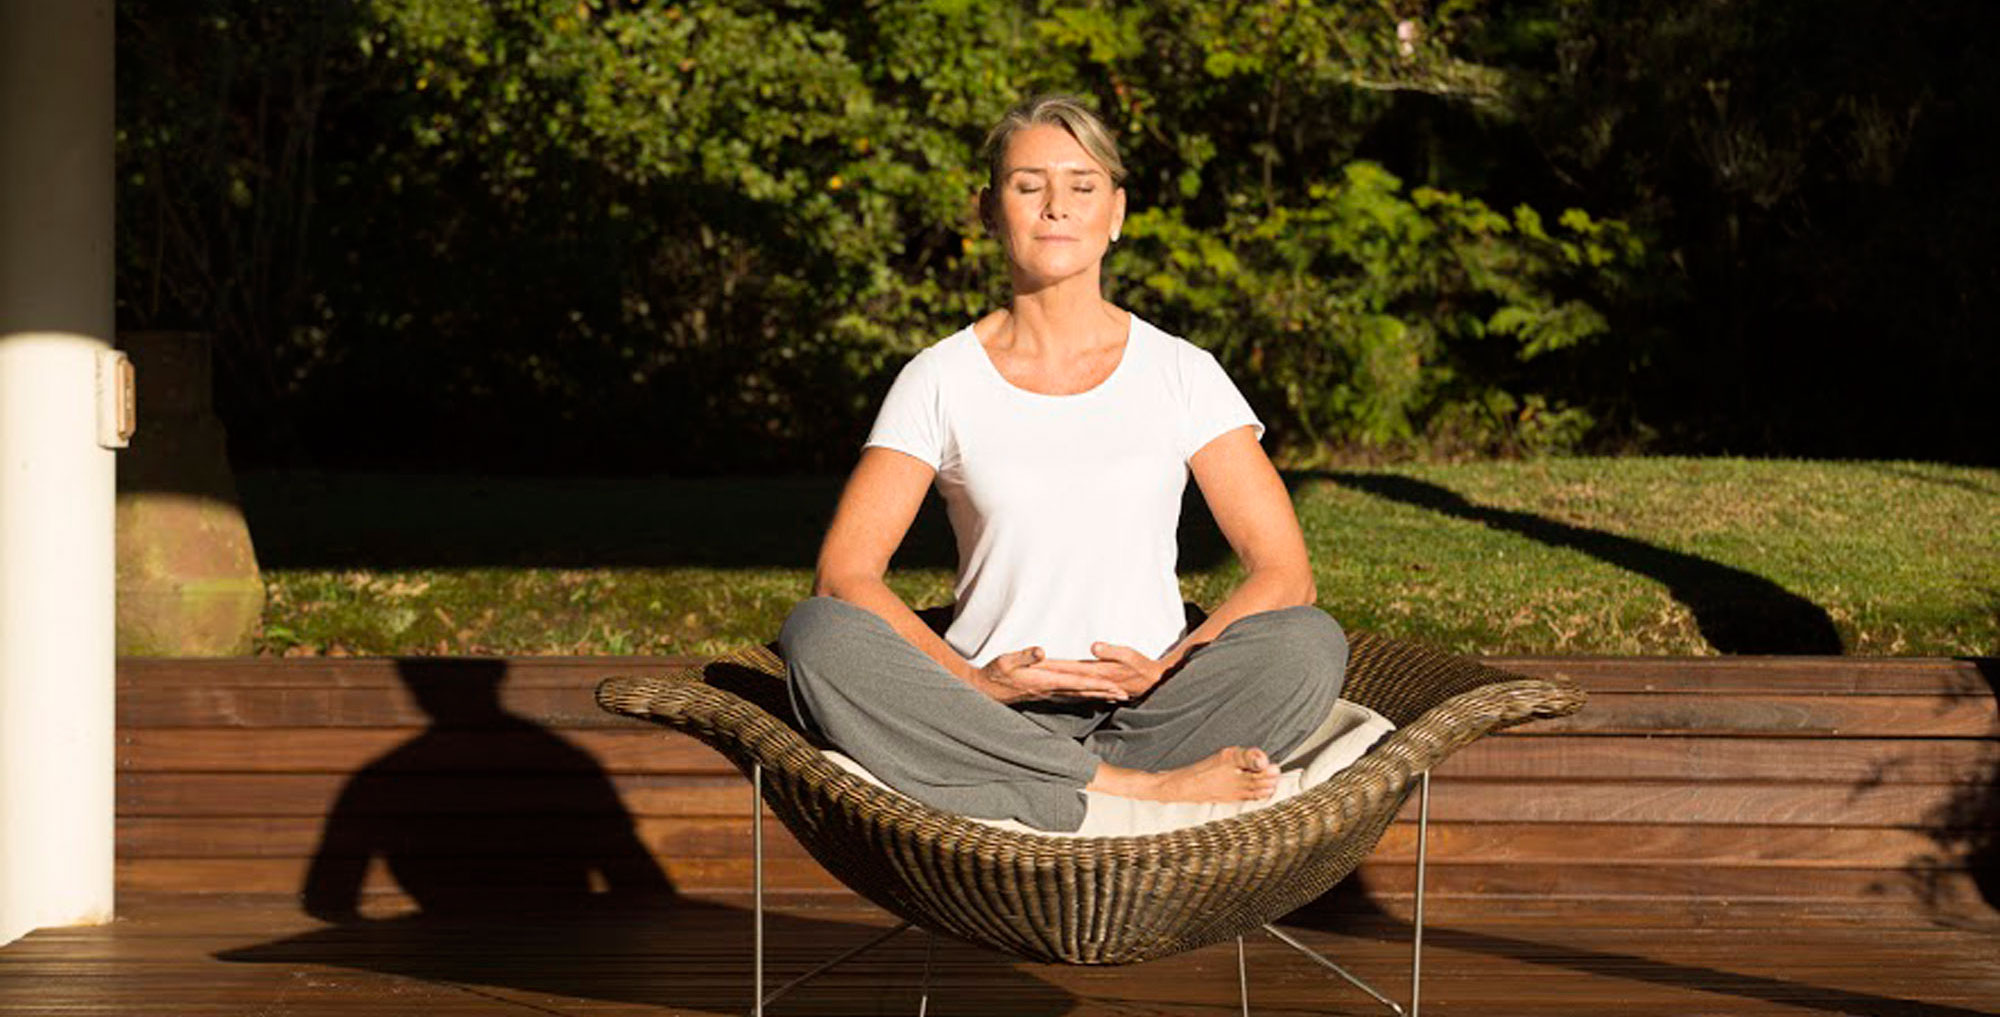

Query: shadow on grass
left=237, top=472, right=1234, bottom=573
left=1305, top=471, right=1844, bottom=654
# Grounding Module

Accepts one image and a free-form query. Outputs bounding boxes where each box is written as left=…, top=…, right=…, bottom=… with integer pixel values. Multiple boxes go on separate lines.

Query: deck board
left=2, top=893, right=1996, bottom=1016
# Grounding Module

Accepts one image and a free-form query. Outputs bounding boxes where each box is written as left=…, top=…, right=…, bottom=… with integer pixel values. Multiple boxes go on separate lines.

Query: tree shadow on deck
left=1912, top=656, right=2000, bottom=917
left=1280, top=882, right=1996, bottom=1017
left=215, top=657, right=1068, bottom=1013
left=1305, top=471, right=1844, bottom=654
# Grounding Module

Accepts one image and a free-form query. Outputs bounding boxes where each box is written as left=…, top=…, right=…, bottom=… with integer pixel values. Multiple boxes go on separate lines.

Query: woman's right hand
left=976, top=647, right=1130, bottom=705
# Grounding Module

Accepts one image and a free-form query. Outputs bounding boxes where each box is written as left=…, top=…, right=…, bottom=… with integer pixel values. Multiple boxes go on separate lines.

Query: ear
left=1111, top=187, right=1127, bottom=241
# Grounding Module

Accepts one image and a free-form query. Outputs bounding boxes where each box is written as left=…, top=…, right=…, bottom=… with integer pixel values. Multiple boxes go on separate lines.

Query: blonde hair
left=979, top=94, right=1128, bottom=190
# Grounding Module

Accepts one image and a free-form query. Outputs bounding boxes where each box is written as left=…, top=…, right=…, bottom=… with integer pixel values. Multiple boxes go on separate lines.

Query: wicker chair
left=596, top=629, right=1584, bottom=1015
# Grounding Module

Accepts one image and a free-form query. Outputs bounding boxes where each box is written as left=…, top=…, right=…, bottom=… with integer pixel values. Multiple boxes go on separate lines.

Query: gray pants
left=778, top=597, right=1348, bottom=832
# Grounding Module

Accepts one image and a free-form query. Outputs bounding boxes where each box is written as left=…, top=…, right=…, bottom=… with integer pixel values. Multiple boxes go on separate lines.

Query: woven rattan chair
left=597, top=628, right=1584, bottom=1016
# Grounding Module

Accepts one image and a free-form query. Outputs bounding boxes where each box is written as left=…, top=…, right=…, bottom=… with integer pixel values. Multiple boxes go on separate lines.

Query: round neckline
left=968, top=313, right=1141, bottom=401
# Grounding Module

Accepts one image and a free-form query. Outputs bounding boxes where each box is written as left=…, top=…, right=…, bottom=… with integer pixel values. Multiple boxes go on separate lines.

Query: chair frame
left=748, top=766, right=1434, bottom=1017
left=596, top=631, right=1583, bottom=1017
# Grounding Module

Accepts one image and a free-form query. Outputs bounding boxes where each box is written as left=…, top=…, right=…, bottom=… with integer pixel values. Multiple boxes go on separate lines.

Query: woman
left=779, top=95, right=1347, bottom=833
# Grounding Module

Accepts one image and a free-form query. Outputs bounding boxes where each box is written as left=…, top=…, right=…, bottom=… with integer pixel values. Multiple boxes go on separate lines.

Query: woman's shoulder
left=1126, top=314, right=1226, bottom=376
left=896, top=321, right=978, bottom=362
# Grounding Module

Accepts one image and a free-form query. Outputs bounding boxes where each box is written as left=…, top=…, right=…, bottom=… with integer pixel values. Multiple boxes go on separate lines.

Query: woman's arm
left=813, top=447, right=1128, bottom=703
left=812, top=447, right=976, bottom=680
left=1159, top=424, right=1316, bottom=671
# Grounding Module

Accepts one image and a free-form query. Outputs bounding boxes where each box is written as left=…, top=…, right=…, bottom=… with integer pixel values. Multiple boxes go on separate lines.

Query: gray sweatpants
left=777, top=597, right=1348, bottom=832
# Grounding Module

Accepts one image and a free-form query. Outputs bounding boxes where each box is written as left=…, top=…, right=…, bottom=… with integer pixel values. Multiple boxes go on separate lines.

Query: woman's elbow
left=1272, top=564, right=1317, bottom=607
left=1294, top=571, right=1319, bottom=608
left=810, top=567, right=877, bottom=601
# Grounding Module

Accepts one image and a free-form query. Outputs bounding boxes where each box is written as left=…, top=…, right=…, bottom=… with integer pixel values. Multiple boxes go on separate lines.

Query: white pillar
left=0, top=0, right=117, bottom=945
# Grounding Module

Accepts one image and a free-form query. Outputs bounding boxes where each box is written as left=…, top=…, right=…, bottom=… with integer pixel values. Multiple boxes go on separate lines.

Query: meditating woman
left=779, top=94, right=1348, bottom=833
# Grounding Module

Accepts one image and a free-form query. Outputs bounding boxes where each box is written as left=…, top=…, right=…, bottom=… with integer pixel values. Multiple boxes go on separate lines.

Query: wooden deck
left=0, top=652, right=1995, bottom=1013
left=3, top=892, right=1996, bottom=1015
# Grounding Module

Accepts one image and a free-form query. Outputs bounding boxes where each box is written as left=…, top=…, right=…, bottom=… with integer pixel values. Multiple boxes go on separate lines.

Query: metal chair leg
left=1262, top=924, right=1405, bottom=1016
left=750, top=761, right=915, bottom=1015
left=754, top=763, right=763, bottom=1017
left=917, top=930, right=935, bottom=1016
left=1258, top=767, right=1432, bottom=1017
left=1411, top=770, right=1429, bottom=1017
left=1237, top=936, right=1250, bottom=1017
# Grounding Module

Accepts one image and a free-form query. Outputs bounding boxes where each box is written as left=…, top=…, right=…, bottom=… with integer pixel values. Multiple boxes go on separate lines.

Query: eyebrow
left=1003, top=166, right=1106, bottom=180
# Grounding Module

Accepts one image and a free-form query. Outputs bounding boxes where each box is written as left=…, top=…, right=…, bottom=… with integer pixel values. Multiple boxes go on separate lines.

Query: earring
left=1110, top=228, right=1121, bottom=243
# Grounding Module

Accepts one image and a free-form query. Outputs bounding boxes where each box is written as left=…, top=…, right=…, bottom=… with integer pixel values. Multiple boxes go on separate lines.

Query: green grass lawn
left=244, top=457, right=1998, bottom=658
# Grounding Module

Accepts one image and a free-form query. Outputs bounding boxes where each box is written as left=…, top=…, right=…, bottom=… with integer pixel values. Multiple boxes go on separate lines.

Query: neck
left=1004, top=269, right=1116, bottom=352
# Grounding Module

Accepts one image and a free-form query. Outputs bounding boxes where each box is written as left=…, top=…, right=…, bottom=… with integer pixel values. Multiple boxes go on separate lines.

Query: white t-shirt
left=864, top=313, right=1263, bottom=667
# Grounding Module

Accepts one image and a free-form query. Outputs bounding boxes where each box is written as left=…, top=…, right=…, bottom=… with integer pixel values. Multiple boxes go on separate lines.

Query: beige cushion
left=822, top=699, right=1396, bottom=838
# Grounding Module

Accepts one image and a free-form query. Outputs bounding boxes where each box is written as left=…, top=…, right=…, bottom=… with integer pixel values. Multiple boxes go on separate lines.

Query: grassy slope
left=248, top=458, right=1997, bottom=657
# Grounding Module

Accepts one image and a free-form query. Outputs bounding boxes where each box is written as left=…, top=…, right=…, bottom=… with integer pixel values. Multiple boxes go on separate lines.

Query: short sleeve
left=863, top=351, right=945, bottom=469
left=1178, top=343, right=1264, bottom=460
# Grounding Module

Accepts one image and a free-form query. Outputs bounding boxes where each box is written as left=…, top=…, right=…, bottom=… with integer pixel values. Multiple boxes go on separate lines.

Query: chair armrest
left=1364, top=675, right=1587, bottom=779
left=596, top=671, right=824, bottom=779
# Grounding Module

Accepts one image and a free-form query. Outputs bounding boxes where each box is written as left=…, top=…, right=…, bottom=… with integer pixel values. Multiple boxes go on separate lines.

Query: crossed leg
left=779, top=597, right=1348, bottom=833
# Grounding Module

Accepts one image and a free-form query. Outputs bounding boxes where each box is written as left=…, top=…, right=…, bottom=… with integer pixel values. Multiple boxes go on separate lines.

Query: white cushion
left=821, top=699, right=1395, bottom=838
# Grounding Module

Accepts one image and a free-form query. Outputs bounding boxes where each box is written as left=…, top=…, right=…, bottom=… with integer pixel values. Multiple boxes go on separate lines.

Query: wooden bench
left=115, top=654, right=1998, bottom=923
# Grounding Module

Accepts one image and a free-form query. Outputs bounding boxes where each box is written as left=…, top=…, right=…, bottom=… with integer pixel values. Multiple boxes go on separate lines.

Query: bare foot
left=1088, top=747, right=1281, bottom=803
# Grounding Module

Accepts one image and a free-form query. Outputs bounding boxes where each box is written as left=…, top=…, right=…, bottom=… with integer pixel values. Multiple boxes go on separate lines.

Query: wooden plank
left=115, top=684, right=648, bottom=729
left=115, top=856, right=845, bottom=895
left=114, top=816, right=816, bottom=862
left=1486, top=655, right=1994, bottom=695
left=1352, top=863, right=1992, bottom=908
left=1389, top=780, right=1992, bottom=827
left=118, top=772, right=1991, bottom=827
left=1442, top=735, right=1998, bottom=783
left=116, top=727, right=732, bottom=774
left=1367, top=823, right=1971, bottom=869
left=115, top=817, right=1973, bottom=872
left=1520, top=693, right=1998, bottom=737
left=112, top=855, right=1985, bottom=906
left=117, top=772, right=748, bottom=818
left=116, top=727, right=1999, bottom=784
left=117, top=656, right=705, bottom=688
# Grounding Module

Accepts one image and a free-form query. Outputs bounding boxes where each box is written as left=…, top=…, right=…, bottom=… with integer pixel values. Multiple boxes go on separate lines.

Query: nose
left=1041, top=188, right=1068, bottom=219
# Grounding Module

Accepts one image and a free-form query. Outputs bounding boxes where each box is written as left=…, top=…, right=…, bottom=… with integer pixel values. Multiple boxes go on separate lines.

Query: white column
left=0, top=0, right=117, bottom=945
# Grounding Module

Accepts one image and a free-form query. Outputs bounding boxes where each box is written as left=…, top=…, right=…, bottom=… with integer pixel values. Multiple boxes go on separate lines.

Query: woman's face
left=985, top=124, right=1126, bottom=288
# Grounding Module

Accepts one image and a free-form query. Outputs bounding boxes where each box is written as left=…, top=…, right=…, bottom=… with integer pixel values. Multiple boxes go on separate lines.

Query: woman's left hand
left=1040, top=642, right=1171, bottom=699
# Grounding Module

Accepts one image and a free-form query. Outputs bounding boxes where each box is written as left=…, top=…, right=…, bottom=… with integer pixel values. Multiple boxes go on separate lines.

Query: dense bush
left=115, top=0, right=1996, bottom=471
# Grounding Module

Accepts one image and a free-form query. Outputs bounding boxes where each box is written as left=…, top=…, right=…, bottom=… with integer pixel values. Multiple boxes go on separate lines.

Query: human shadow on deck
left=294, top=659, right=675, bottom=920
left=218, top=658, right=1068, bottom=1012
left=1284, top=885, right=1995, bottom=1017
left=1307, top=472, right=1844, bottom=654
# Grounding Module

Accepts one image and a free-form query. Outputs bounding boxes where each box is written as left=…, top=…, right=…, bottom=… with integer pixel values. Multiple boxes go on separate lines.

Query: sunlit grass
left=252, top=458, right=1998, bottom=657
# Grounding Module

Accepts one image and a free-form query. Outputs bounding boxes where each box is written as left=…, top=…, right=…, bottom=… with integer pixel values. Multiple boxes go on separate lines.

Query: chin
left=1013, top=254, right=1103, bottom=285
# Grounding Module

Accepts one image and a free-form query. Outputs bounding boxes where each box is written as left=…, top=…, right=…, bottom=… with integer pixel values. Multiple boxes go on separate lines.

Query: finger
left=1090, top=641, right=1141, bottom=664
left=1039, top=659, right=1119, bottom=675
left=997, top=646, right=1045, bottom=670
left=1020, top=667, right=1128, bottom=700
